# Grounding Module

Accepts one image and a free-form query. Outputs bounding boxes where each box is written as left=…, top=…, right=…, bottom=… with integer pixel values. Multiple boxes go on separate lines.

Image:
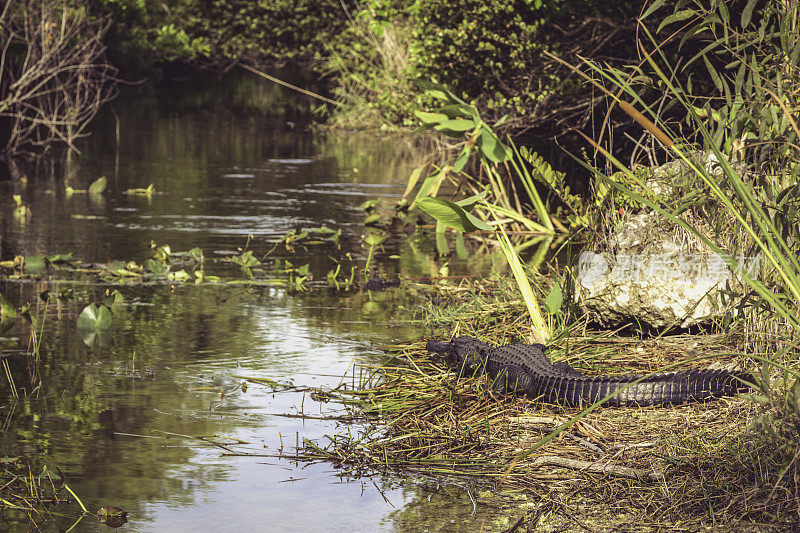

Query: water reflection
left=0, top=70, right=512, bottom=532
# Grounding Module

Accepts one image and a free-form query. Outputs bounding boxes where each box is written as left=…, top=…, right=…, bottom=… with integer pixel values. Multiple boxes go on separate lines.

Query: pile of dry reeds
left=297, top=328, right=798, bottom=530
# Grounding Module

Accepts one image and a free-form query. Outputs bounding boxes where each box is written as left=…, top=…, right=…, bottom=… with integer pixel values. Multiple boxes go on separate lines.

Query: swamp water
left=0, top=72, right=513, bottom=531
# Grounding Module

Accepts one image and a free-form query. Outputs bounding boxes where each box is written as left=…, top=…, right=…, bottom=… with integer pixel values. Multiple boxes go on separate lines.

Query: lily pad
left=77, top=304, right=112, bottom=330
left=23, top=255, right=46, bottom=273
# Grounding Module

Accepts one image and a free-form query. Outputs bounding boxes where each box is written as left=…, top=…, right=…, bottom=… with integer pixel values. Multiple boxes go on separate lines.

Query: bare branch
left=1, top=0, right=118, bottom=157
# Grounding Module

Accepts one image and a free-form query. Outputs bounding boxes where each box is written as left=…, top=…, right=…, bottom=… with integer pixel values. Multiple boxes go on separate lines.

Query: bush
left=175, top=0, right=347, bottom=64
left=411, top=0, right=559, bottom=121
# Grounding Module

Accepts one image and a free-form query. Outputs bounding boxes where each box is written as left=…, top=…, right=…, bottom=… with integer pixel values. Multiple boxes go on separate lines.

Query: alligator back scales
left=426, top=337, right=751, bottom=407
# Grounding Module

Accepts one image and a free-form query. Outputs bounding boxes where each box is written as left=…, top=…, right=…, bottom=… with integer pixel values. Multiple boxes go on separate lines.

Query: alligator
left=426, top=337, right=752, bottom=407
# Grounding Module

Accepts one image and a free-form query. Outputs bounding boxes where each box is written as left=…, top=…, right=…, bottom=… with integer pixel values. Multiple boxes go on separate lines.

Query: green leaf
left=0, top=293, right=16, bottom=332
left=415, top=110, right=449, bottom=125
left=88, top=176, right=107, bottom=195
left=188, top=247, right=204, bottom=262
left=438, top=104, right=478, bottom=120
left=658, top=9, right=696, bottom=33
left=363, top=232, right=386, bottom=246
left=168, top=269, right=190, bottom=281
left=544, top=282, right=563, bottom=316
left=791, top=378, right=800, bottom=416
left=641, top=0, right=666, bottom=19
left=415, top=197, right=493, bottom=232
left=453, top=147, right=471, bottom=172
left=77, top=303, right=112, bottom=330
left=47, top=252, right=74, bottom=263
left=434, top=118, right=477, bottom=133
left=414, top=80, right=466, bottom=105
left=103, top=290, right=124, bottom=311
left=359, top=198, right=379, bottom=212
left=493, top=114, right=509, bottom=128
left=23, top=255, right=45, bottom=273
left=146, top=258, right=167, bottom=275
left=741, top=0, right=758, bottom=28
left=476, top=129, right=511, bottom=163
left=401, top=164, right=428, bottom=199
left=413, top=168, right=448, bottom=204
left=454, top=190, right=487, bottom=211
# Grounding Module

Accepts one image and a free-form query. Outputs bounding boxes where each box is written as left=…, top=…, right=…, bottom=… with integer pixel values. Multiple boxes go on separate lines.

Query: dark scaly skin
left=426, top=337, right=752, bottom=407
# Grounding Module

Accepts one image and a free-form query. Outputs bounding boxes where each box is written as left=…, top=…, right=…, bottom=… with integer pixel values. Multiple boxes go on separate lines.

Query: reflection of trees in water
left=0, top=285, right=270, bottom=527
left=0, top=277, right=422, bottom=528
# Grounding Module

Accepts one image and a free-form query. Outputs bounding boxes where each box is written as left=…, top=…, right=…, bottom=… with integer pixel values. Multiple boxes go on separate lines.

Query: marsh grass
left=298, top=337, right=797, bottom=527
left=294, top=335, right=797, bottom=529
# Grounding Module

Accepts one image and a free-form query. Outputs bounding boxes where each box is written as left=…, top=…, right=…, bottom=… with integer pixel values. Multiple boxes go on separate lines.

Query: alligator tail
left=535, top=370, right=753, bottom=407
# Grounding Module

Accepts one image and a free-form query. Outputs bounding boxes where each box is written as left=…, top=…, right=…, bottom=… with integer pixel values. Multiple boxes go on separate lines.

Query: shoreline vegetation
left=2, top=0, right=800, bottom=530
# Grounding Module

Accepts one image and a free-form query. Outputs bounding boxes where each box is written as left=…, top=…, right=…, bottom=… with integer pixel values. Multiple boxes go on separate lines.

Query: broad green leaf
left=434, top=118, right=477, bottom=133
left=476, top=129, right=511, bottom=163
left=359, top=198, right=379, bottom=212
left=544, top=282, right=563, bottom=316
left=23, top=255, right=45, bottom=273
left=146, top=259, right=167, bottom=275
left=77, top=303, right=112, bottom=330
left=415, top=197, right=493, bottom=232
left=414, top=80, right=466, bottom=105
left=415, top=110, right=448, bottom=125
left=88, top=176, right=107, bottom=195
left=438, top=104, right=478, bottom=120
left=168, top=270, right=190, bottom=281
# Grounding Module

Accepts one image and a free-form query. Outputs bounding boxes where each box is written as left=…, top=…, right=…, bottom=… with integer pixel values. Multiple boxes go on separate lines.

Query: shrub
left=410, top=0, right=559, bottom=121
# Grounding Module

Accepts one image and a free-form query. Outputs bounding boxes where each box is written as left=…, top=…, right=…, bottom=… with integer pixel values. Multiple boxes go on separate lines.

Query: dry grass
left=292, top=280, right=800, bottom=531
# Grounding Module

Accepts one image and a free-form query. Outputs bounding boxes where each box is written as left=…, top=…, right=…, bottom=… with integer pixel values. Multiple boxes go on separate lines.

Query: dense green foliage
left=176, top=0, right=346, bottom=63
left=88, top=0, right=647, bottom=126
left=411, top=0, right=557, bottom=120
left=90, top=0, right=345, bottom=73
left=87, top=0, right=211, bottom=72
